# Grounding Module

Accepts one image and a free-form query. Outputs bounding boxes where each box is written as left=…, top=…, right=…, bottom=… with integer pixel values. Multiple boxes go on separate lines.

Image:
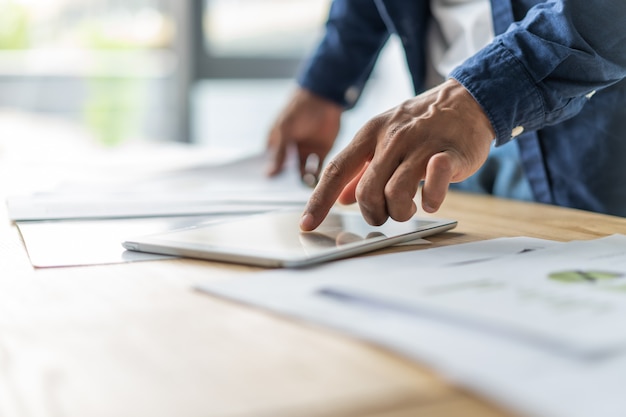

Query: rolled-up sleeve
left=297, top=0, right=391, bottom=108
left=451, top=0, right=626, bottom=146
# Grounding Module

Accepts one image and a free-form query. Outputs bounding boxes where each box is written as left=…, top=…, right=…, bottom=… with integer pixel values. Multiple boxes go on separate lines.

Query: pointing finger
left=301, top=134, right=375, bottom=231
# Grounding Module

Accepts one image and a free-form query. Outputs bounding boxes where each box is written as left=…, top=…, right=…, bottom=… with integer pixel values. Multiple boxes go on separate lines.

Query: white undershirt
left=425, top=0, right=494, bottom=88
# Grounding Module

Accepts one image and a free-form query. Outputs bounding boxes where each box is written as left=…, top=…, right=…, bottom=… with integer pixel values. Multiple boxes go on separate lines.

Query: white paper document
left=10, top=150, right=311, bottom=267
left=196, top=235, right=626, bottom=417
left=7, top=153, right=311, bottom=221
left=322, top=235, right=626, bottom=357
left=17, top=215, right=234, bottom=268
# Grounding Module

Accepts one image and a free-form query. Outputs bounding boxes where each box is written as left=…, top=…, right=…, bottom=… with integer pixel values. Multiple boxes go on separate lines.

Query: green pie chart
left=548, top=270, right=623, bottom=284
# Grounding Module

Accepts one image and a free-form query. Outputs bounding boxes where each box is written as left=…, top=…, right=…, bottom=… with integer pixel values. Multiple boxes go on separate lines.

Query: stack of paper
left=8, top=153, right=311, bottom=221
left=9, top=152, right=313, bottom=267
left=197, top=235, right=626, bottom=417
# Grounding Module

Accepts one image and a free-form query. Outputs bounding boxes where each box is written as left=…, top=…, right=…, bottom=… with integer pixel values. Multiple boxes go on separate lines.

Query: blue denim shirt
left=298, top=0, right=626, bottom=216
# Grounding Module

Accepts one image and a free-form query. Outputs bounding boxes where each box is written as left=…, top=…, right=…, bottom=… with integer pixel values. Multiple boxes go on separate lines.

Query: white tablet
left=122, top=209, right=457, bottom=268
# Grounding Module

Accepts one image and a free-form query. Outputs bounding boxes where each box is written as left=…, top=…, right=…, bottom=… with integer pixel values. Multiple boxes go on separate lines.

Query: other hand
left=266, top=88, right=342, bottom=186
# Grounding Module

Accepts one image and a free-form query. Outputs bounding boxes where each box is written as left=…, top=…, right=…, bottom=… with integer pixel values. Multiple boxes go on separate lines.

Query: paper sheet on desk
left=17, top=215, right=236, bottom=268
left=10, top=151, right=311, bottom=267
left=322, top=234, right=626, bottom=357
left=196, top=237, right=558, bottom=315
left=196, top=236, right=626, bottom=417
left=7, top=152, right=311, bottom=221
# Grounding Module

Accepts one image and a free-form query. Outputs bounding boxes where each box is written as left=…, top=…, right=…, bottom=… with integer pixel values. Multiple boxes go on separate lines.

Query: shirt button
left=511, top=126, right=525, bottom=137
left=344, top=87, right=360, bottom=106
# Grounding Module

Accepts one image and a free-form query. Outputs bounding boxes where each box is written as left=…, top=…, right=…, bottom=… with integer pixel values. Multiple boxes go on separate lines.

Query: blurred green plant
left=0, top=1, right=30, bottom=49
left=0, top=3, right=164, bottom=146
left=80, top=21, right=146, bottom=146
left=84, top=76, right=142, bottom=147
left=80, top=21, right=147, bottom=50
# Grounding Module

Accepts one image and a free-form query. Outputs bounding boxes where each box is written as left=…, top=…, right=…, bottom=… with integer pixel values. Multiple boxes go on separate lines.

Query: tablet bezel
left=122, top=209, right=457, bottom=268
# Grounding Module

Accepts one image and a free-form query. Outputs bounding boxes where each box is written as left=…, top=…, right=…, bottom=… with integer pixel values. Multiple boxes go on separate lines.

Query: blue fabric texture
left=449, top=141, right=534, bottom=202
left=297, top=0, right=626, bottom=217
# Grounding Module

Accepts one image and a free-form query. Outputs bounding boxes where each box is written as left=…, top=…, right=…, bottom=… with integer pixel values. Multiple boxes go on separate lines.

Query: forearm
left=451, top=0, right=626, bottom=145
left=297, top=0, right=391, bottom=108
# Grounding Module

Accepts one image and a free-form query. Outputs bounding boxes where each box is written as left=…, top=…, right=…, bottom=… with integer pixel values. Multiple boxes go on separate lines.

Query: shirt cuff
left=450, top=40, right=546, bottom=146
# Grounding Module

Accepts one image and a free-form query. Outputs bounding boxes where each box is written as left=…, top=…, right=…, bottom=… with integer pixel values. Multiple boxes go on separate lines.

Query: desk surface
left=2, top=120, right=626, bottom=417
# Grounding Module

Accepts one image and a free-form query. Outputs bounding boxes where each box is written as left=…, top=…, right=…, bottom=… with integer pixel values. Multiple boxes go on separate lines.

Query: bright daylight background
left=0, top=0, right=412, bottom=154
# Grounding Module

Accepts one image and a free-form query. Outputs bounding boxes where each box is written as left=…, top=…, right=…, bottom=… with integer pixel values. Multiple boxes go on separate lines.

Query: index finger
left=300, top=138, right=374, bottom=231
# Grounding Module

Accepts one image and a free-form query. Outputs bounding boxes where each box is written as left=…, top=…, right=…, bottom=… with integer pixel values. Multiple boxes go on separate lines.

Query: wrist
left=444, top=79, right=496, bottom=142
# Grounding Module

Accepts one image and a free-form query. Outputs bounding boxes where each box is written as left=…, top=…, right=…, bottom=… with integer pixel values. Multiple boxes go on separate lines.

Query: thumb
left=421, top=152, right=455, bottom=213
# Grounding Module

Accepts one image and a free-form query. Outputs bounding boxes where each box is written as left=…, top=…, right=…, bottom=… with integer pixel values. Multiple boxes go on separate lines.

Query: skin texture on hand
left=266, top=88, right=343, bottom=184
left=300, top=79, right=496, bottom=231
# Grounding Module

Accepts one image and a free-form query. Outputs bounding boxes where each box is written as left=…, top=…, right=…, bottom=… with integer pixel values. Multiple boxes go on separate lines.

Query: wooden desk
left=2, top=121, right=625, bottom=417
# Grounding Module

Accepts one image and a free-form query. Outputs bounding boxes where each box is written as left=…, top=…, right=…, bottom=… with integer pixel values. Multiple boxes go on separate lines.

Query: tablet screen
left=123, top=209, right=456, bottom=267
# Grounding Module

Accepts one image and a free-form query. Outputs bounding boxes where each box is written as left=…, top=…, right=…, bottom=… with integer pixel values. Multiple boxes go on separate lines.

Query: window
left=0, top=0, right=177, bottom=145
left=205, top=0, right=328, bottom=58
left=188, top=0, right=331, bottom=147
left=193, top=0, right=330, bottom=79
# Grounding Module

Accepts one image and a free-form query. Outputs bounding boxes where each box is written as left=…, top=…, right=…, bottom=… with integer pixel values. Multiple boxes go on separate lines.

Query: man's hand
left=300, top=79, right=495, bottom=231
left=267, top=88, right=343, bottom=185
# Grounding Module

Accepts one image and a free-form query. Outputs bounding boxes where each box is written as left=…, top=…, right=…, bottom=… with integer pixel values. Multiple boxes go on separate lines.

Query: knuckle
left=383, top=182, right=411, bottom=203
left=323, top=158, right=344, bottom=179
left=383, top=123, right=406, bottom=147
left=355, top=117, right=385, bottom=144
left=355, top=183, right=376, bottom=208
left=319, top=158, right=347, bottom=189
left=355, top=190, right=387, bottom=226
left=387, top=122, right=406, bottom=139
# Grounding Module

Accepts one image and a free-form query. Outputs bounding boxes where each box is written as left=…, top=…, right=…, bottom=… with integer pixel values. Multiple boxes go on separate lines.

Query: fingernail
left=302, top=153, right=320, bottom=188
left=422, top=202, right=435, bottom=213
left=305, top=153, right=320, bottom=174
left=300, top=212, right=315, bottom=231
left=302, top=173, right=318, bottom=188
